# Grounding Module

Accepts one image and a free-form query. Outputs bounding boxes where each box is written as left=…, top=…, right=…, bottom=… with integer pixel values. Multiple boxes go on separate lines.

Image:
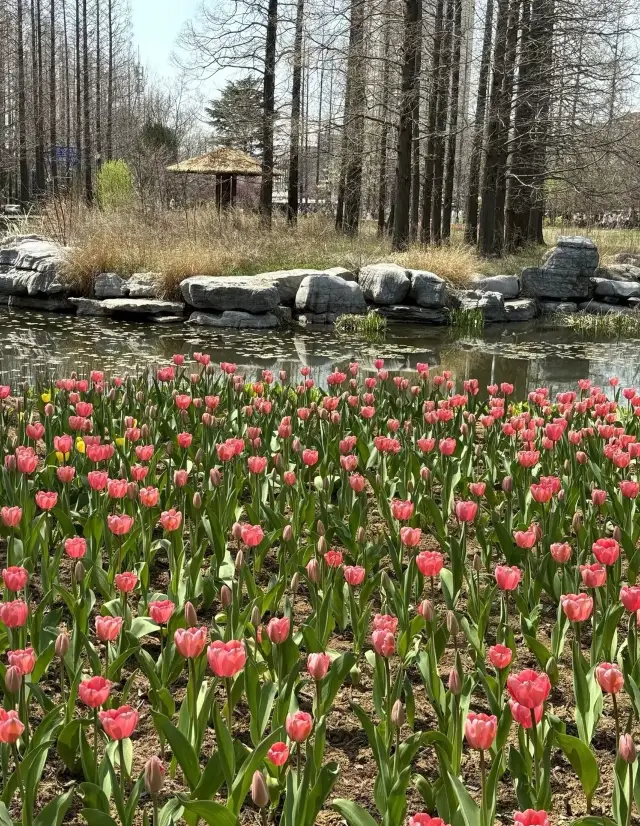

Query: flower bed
left=0, top=359, right=637, bottom=825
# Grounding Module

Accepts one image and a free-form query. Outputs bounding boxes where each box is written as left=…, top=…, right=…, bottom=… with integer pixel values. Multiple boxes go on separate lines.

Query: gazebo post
left=215, top=175, right=222, bottom=213
left=220, top=174, right=232, bottom=210
left=232, top=175, right=237, bottom=207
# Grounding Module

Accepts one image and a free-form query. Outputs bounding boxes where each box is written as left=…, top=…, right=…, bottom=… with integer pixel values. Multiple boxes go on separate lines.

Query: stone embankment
left=0, top=234, right=637, bottom=328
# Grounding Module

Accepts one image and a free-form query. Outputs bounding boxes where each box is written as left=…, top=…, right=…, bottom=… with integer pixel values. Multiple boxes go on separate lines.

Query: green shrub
left=96, top=160, right=134, bottom=211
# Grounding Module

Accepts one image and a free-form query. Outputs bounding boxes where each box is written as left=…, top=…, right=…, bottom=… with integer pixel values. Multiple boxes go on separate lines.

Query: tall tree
left=96, top=0, right=102, bottom=170
left=287, top=0, right=305, bottom=223
left=341, top=0, right=366, bottom=235
left=106, top=0, right=113, bottom=160
left=430, top=0, right=452, bottom=244
left=50, top=0, right=58, bottom=190
left=421, top=0, right=445, bottom=244
left=260, top=0, right=278, bottom=226
left=82, top=0, right=93, bottom=202
left=17, top=0, right=30, bottom=205
left=205, top=78, right=263, bottom=153
left=442, top=0, right=462, bottom=240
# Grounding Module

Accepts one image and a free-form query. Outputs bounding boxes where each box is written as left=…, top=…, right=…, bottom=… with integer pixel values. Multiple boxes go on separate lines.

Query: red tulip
left=620, top=480, right=639, bottom=499
left=507, top=669, right=551, bottom=708
left=96, top=615, right=123, bottom=641
left=285, top=711, right=313, bottom=742
left=344, top=566, right=365, bottom=586
left=517, top=450, right=539, bottom=468
left=530, top=483, right=553, bottom=504
left=0, top=709, right=24, bottom=743
left=8, top=647, right=36, bottom=675
left=174, top=626, right=208, bottom=658
left=266, top=616, right=290, bottom=645
left=267, top=741, right=289, bottom=766
left=550, top=542, right=571, bottom=564
left=409, top=816, right=450, bottom=826
left=513, top=528, right=537, bottom=549
left=88, top=471, right=109, bottom=491
left=416, top=551, right=444, bottom=577
left=307, top=652, right=331, bottom=681
left=438, top=438, right=456, bottom=456
left=591, top=489, right=607, bottom=506
left=0, top=600, right=28, bottom=628
left=464, top=712, right=497, bottom=749
left=510, top=700, right=543, bottom=729
left=107, top=514, right=134, bottom=536
left=372, top=629, right=395, bottom=657
left=514, top=810, right=550, bottom=826
left=469, top=482, right=486, bottom=497
left=1, top=507, right=22, bottom=528
left=455, top=500, right=477, bottom=522
left=592, top=538, right=620, bottom=566
left=57, top=466, right=76, bottom=483
left=580, top=563, right=607, bottom=588
left=35, top=490, right=58, bottom=510
left=65, top=537, right=87, bottom=559
left=247, top=455, right=267, bottom=474
left=621, top=585, right=640, bottom=612
left=241, top=524, right=264, bottom=547
left=207, top=639, right=246, bottom=678
left=391, top=499, right=414, bottom=521
left=79, top=676, right=112, bottom=707
left=596, top=662, right=623, bottom=694
left=495, top=565, right=521, bottom=591
left=400, top=527, right=421, bottom=547
left=107, top=478, right=127, bottom=499
left=99, top=705, right=139, bottom=740
left=115, top=572, right=138, bottom=593
left=1, top=566, right=28, bottom=592
left=488, top=644, right=512, bottom=670
left=159, top=509, right=182, bottom=532
left=561, top=593, right=593, bottom=622
left=324, top=549, right=343, bottom=568
left=148, top=600, right=174, bottom=624
left=349, top=474, right=366, bottom=492
left=139, top=486, right=159, bottom=507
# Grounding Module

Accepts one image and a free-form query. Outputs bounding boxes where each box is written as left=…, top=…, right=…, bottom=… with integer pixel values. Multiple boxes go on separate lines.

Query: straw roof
left=167, top=147, right=262, bottom=176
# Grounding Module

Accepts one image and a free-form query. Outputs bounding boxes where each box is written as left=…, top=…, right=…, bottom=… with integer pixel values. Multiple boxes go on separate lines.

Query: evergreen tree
left=205, top=77, right=263, bottom=155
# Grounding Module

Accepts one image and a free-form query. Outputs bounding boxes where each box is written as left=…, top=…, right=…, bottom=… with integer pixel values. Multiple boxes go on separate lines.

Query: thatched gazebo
left=167, top=147, right=262, bottom=211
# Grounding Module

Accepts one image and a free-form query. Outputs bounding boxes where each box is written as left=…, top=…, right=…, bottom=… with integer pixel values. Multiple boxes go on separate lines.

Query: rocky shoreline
left=1, top=234, right=639, bottom=329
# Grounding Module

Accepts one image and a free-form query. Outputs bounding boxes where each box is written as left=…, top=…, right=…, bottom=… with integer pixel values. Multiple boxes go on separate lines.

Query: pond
left=5, top=308, right=640, bottom=394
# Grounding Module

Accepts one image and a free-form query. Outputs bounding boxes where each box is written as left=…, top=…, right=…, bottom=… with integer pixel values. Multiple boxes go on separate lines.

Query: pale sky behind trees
left=132, top=0, right=200, bottom=79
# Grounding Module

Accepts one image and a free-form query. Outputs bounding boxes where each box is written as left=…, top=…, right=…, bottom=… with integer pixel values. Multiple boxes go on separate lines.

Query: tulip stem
left=225, top=678, right=233, bottom=736
left=93, top=709, right=99, bottom=782
left=628, top=761, right=634, bottom=826
left=153, top=798, right=159, bottom=826
left=11, top=743, right=28, bottom=826
left=612, top=692, right=621, bottom=747
left=296, top=743, right=302, bottom=786
left=479, top=749, right=486, bottom=826
left=591, top=589, right=597, bottom=665
left=118, top=738, right=127, bottom=795
left=530, top=708, right=540, bottom=803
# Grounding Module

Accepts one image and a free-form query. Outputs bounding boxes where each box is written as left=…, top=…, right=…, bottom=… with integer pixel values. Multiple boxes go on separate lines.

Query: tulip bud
left=501, top=476, right=513, bottom=493
left=350, top=664, right=361, bottom=686
left=391, top=699, right=406, bottom=728
left=55, top=631, right=70, bottom=658
left=614, top=525, right=622, bottom=543
left=620, top=734, right=637, bottom=764
left=74, top=561, right=85, bottom=584
left=356, top=526, right=366, bottom=544
left=448, top=667, right=462, bottom=695
left=195, top=448, right=204, bottom=466
left=185, top=601, right=197, bottom=627
left=572, top=511, right=583, bottom=532
left=473, top=554, right=482, bottom=573
left=475, top=444, right=483, bottom=458
left=564, top=459, right=571, bottom=474
left=44, top=403, right=54, bottom=417
left=108, top=387, right=116, bottom=402
left=461, top=423, right=469, bottom=437
left=418, top=599, right=434, bottom=622
left=5, top=455, right=16, bottom=472
left=181, top=409, right=189, bottom=423
left=317, top=536, right=328, bottom=555
left=141, top=423, right=149, bottom=440
left=306, top=558, right=320, bottom=584
left=292, top=437, right=301, bottom=453
left=420, top=466, right=430, bottom=481
left=468, top=414, right=476, bottom=426
left=210, top=468, right=222, bottom=486
left=220, top=585, right=232, bottom=608
left=232, top=522, right=243, bottom=541
left=446, top=611, right=459, bottom=636
left=407, top=479, right=414, bottom=493
left=165, top=441, right=173, bottom=457
left=251, top=606, right=261, bottom=628
left=319, top=408, right=329, bottom=421
left=283, top=525, right=293, bottom=542
left=557, top=489, right=565, bottom=502
left=291, top=572, right=300, bottom=593
left=144, top=756, right=165, bottom=795
left=193, top=492, right=202, bottom=509
left=375, top=473, right=382, bottom=488
left=127, top=481, right=138, bottom=500
left=545, top=656, right=559, bottom=685
left=5, top=665, right=22, bottom=694
left=317, top=520, right=325, bottom=537
left=251, top=770, right=269, bottom=808
left=235, top=550, right=244, bottom=571
left=274, top=453, right=284, bottom=471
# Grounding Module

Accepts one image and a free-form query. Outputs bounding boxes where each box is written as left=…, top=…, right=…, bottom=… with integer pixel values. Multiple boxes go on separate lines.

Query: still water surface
left=4, top=309, right=640, bottom=394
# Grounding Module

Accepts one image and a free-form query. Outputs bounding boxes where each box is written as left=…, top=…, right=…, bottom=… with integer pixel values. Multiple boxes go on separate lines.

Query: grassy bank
left=25, top=203, right=640, bottom=297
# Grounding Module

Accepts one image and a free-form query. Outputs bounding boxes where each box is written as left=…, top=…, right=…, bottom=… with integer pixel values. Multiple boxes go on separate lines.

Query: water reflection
left=5, top=308, right=640, bottom=393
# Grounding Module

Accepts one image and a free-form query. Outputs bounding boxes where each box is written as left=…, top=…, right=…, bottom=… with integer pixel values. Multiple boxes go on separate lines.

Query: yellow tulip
left=76, top=438, right=86, bottom=454
left=41, top=392, right=51, bottom=403
left=115, top=437, right=125, bottom=447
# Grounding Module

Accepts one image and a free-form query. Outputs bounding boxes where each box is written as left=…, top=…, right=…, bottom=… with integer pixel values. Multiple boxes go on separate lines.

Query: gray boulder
left=539, top=300, right=578, bottom=315
left=295, top=274, right=366, bottom=315
left=255, top=267, right=358, bottom=306
left=95, top=273, right=126, bottom=299
left=358, top=263, right=411, bottom=305
left=408, top=271, right=447, bottom=308
left=459, top=290, right=506, bottom=322
left=101, top=298, right=185, bottom=316
left=0, top=268, right=67, bottom=296
left=593, top=279, right=640, bottom=300
left=1, top=238, right=65, bottom=274
left=594, top=264, right=640, bottom=282
left=127, top=273, right=160, bottom=298
left=615, top=252, right=640, bottom=267
left=373, top=305, right=449, bottom=325
left=471, top=274, right=520, bottom=298
left=505, top=298, right=537, bottom=322
left=8, top=295, right=74, bottom=313
left=523, top=236, right=598, bottom=300
left=188, top=310, right=279, bottom=329
left=180, top=276, right=280, bottom=313
left=577, top=300, right=634, bottom=316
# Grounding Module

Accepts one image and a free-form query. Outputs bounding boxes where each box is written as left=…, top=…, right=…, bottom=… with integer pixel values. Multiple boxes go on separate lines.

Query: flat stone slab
left=577, top=300, right=634, bottom=315
left=595, top=264, right=640, bottom=282
left=471, top=274, right=520, bottom=298
left=189, top=310, right=279, bottom=329
left=70, top=297, right=110, bottom=316
left=359, top=263, right=411, bottom=305
left=408, top=271, right=447, bottom=308
left=181, top=276, right=280, bottom=313
left=459, top=291, right=506, bottom=322
left=505, top=298, right=537, bottom=321
left=0, top=238, right=65, bottom=274
left=101, top=298, right=185, bottom=316
left=539, top=301, right=578, bottom=314
left=295, top=274, right=366, bottom=315
left=0, top=268, right=68, bottom=296
left=253, top=269, right=327, bottom=305
left=521, top=266, right=592, bottom=301
left=373, top=304, right=449, bottom=324
left=95, top=273, right=126, bottom=298
left=593, top=278, right=640, bottom=299
left=8, top=295, right=74, bottom=312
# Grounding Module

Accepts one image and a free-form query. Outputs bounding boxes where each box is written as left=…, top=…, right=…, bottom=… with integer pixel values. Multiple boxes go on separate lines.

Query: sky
left=131, top=0, right=201, bottom=81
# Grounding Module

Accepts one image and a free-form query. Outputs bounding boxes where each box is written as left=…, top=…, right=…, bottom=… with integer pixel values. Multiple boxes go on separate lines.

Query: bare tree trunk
left=17, top=0, right=30, bottom=205
left=393, top=0, right=422, bottom=250
left=75, top=0, right=82, bottom=186
left=377, top=13, right=391, bottom=236
left=82, top=0, right=92, bottom=203
left=335, top=72, right=351, bottom=230
left=96, top=0, right=102, bottom=172
left=477, top=0, right=509, bottom=255
left=50, top=0, right=57, bottom=190
left=409, top=0, right=422, bottom=240
left=430, top=0, right=452, bottom=244
left=106, top=0, right=113, bottom=160
left=315, top=45, right=324, bottom=197
left=442, top=0, right=462, bottom=241
left=463, top=0, right=493, bottom=244
left=260, top=0, right=278, bottom=226
left=342, top=0, right=366, bottom=235
left=287, top=0, right=304, bottom=223
left=421, top=0, right=444, bottom=244
left=62, top=0, right=71, bottom=176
